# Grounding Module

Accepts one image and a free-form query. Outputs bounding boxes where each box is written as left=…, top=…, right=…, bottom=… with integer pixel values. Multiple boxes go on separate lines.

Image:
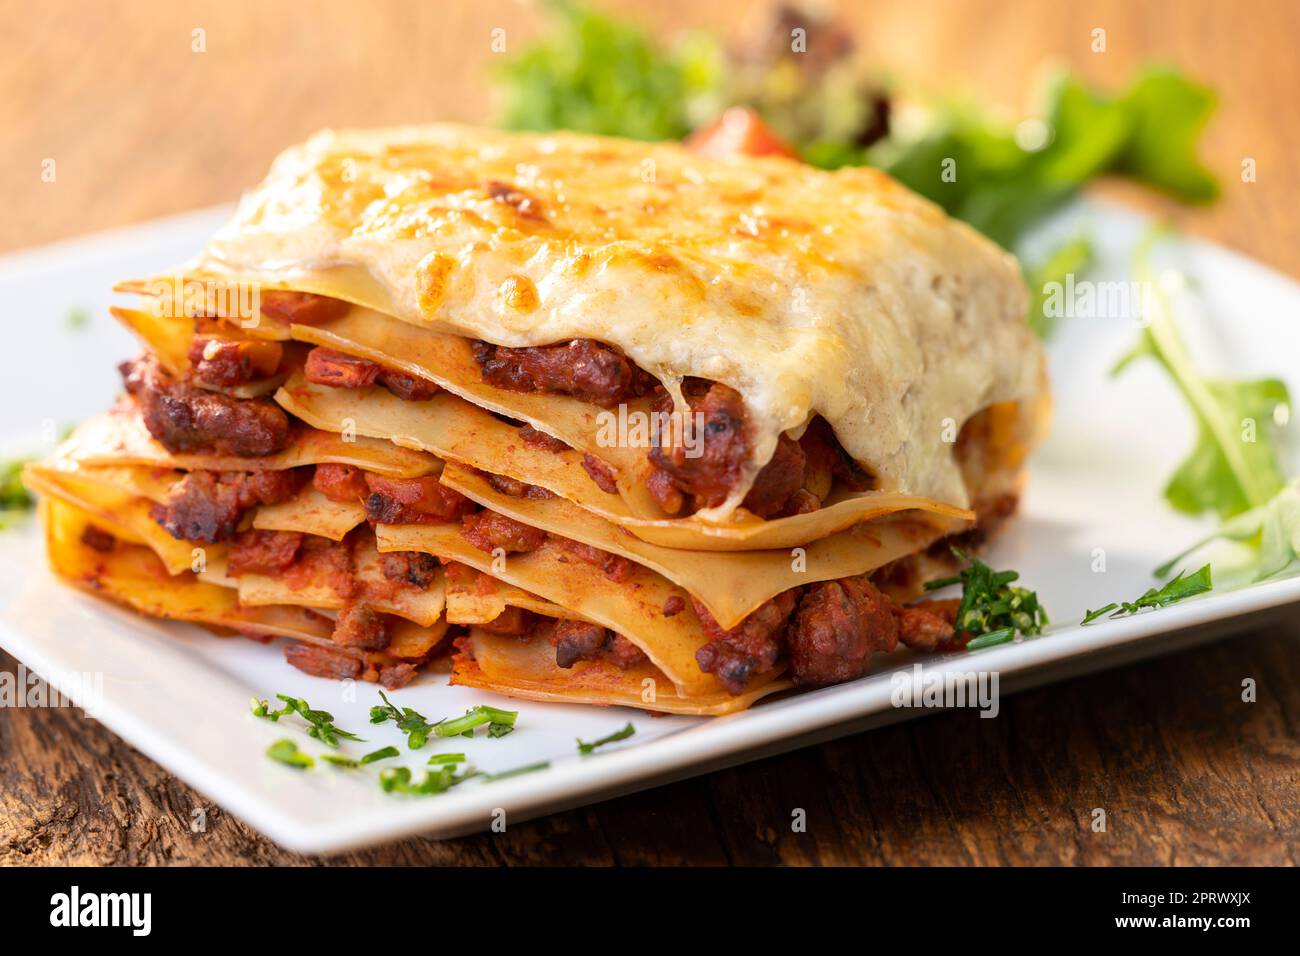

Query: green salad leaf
left=495, top=1, right=702, bottom=141
left=880, top=69, right=1218, bottom=251
left=1113, top=230, right=1290, bottom=520
left=0, top=457, right=36, bottom=530
left=1156, top=480, right=1300, bottom=581
left=1025, top=233, right=1094, bottom=338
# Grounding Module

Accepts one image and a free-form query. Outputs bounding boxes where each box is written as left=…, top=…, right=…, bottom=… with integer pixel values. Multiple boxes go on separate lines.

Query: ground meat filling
left=518, top=424, right=570, bottom=453
left=892, top=598, right=962, bottom=652
left=80, top=525, right=116, bottom=553
left=227, top=529, right=304, bottom=576
left=693, top=576, right=962, bottom=694
left=380, top=550, right=440, bottom=589
left=471, top=343, right=872, bottom=518
left=693, top=592, right=797, bottom=695
left=121, top=354, right=290, bottom=457
left=284, top=642, right=362, bottom=681
left=152, top=467, right=307, bottom=543
left=258, top=290, right=351, bottom=327
left=332, top=603, right=389, bottom=651
left=787, top=577, right=899, bottom=687
left=580, top=453, right=620, bottom=494
left=646, top=381, right=811, bottom=518
left=377, top=662, right=418, bottom=690
left=313, top=463, right=369, bottom=502
left=472, top=338, right=655, bottom=407
left=552, top=536, right=634, bottom=582
left=459, top=511, right=547, bottom=554
left=548, top=619, right=647, bottom=670
left=482, top=470, right=555, bottom=500
left=647, top=382, right=749, bottom=512
left=187, top=336, right=283, bottom=389
left=362, top=474, right=475, bottom=525
left=304, top=346, right=440, bottom=401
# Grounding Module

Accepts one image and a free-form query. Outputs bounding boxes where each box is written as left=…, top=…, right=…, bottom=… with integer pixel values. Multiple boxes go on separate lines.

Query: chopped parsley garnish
left=65, top=307, right=90, bottom=331
left=577, top=722, right=635, bottom=755
left=361, top=746, right=401, bottom=764
left=427, top=753, right=467, bottom=765
left=369, top=690, right=435, bottom=749
left=924, top=548, right=1048, bottom=649
left=1081, top=564, right=1213, bottom=625
left=319, top=753, right=360, bottom=769
left=481, top=761, right=551, bottom=782
left=432, top=705, right=519, bottom=739
left=379, top=764, right=479, bottom=796
left=251, top=694, right=364, bottom=748
left=266, top=739, right=314, bottom=769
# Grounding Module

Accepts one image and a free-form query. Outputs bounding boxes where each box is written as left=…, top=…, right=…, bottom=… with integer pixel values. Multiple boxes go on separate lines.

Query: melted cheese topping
left=195, top=124, right=1043, bottom=513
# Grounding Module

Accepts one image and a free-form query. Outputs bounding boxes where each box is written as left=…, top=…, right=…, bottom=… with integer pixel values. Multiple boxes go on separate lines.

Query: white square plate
left=1, top=200, right=1296, bottom=854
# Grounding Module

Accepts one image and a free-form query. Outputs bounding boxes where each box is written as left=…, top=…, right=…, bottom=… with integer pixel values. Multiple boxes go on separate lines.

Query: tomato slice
left=686, top=107, right=798, bottom=160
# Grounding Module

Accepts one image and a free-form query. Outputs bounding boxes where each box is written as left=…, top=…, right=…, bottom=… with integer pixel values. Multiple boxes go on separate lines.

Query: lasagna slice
left=26, top=123, right=1047, bottom=714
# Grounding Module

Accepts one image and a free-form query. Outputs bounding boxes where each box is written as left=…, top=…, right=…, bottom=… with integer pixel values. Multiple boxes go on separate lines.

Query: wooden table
left=2, top=0, right=1298, bottom=865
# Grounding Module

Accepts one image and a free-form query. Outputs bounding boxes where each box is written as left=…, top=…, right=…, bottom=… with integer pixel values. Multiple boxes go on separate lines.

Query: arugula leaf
left=577, top=722, right=635, bottom=755
left=266, top=739, right=314, bottom=770
left=1113, top=229, right=1290, bottom=519
left=1025, top=233, right=1095, bottom=338
left=369, top=691, right=435, bottom=750
left=1081, top=564, right=1213, bottom=625
left=1156, top=480, right=1300, bottom=582
left=250, top=694, right=364, bottom=749
left=925, top=548, right=1048, bottom=648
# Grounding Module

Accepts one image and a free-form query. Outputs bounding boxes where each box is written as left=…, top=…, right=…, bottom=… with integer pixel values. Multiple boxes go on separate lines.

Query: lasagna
left=25, top=124, right=1047, bottom=715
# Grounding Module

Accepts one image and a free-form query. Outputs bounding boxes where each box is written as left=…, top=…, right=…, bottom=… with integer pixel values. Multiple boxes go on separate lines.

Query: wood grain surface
left=1, top=0, right=1298, bottom=865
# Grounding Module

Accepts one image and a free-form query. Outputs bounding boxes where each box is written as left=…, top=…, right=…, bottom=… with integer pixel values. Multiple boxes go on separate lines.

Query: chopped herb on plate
left=266, top=739, right=314, bottom=770
left=924, top=548, right=1048, bottom=650
left=1081, top=564, right=1213, bottom=625
left=251, top=694, right=364, bottom=748
left=379, top=764, right=479, bottom=796
left=369, top=690, right=435, bottom=749
left=577, top=722, right=635, bottom=755
left=432, top=705, right=519, bottom=739
left=481, top=761, right=551, bottom=782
